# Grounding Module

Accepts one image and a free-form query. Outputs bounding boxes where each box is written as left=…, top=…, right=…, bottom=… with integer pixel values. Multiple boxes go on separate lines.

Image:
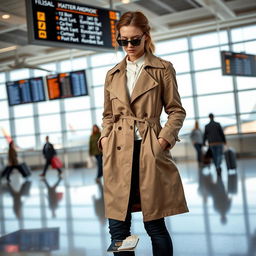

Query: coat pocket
left=151, top=129, right=165, bottom=155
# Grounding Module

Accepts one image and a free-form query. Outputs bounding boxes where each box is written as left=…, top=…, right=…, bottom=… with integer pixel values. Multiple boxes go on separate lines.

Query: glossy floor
left=0, top=159, right=255, bottom=256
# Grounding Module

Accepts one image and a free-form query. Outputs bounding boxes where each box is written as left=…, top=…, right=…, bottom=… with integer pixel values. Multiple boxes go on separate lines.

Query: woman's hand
left=158, top=137, right=169, bottom=151
left=100, top=137, right=108, bottom=149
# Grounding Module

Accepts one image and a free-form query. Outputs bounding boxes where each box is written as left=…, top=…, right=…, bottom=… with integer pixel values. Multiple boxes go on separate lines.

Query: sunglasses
left=116, top=33, right=145, bottom=47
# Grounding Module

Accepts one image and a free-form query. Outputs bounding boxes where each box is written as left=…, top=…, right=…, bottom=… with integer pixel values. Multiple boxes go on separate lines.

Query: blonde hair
left=116, top=11, right=155, bottom=54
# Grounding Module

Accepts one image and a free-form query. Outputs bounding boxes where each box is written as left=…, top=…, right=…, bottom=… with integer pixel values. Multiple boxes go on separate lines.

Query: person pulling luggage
left=203, top=113, right=226, bottom=176
left=3, top=141, right=28, bottom=182
left=40, top=136, right=62, bottom=177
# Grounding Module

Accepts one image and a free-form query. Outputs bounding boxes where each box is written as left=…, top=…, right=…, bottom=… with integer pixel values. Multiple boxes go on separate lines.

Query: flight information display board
left=70, top=70, right=88, bottom=96
left=25, top=0, right=120, bottom=51
left=30, top=77, right=46, bottom=102
left=47, top=70, right=88, bottom=100
left=6, top=77, right=46, bottom=106
left=221, top=51, right=256, bottom=77
left=46, top=74, right=61, bottom=100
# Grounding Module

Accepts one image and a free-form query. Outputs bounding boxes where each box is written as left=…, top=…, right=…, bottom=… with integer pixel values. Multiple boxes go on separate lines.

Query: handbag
left=51, top=156, right=63, bottom=169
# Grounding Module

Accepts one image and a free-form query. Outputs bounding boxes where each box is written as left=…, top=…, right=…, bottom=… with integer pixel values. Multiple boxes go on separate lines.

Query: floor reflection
left=0, top=159, right=255, bottom=256
left=42, top=177, right=63, bottom=218
left=198, top=167, right=236, bottom=224
left=6, top=181, right=32, bottom=220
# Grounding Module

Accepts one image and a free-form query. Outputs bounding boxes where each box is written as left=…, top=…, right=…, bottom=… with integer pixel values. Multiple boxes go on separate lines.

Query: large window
left=195, top=70, right=233, bottom=95
left=2, top=24, right=255, bottom=151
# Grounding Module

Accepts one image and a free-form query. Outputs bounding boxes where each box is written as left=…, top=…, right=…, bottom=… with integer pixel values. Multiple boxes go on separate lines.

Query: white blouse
left=126, top=54, right=145, bottom=140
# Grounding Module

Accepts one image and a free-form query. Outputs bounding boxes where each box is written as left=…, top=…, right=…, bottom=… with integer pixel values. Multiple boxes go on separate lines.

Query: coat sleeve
left=97, top=72, right=114, bottom=150
left=158, top=62, right=186, bottom=149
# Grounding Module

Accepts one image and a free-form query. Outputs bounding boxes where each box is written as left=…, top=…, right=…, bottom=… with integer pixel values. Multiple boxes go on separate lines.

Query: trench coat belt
left=113, top=115, right=160, bottom=142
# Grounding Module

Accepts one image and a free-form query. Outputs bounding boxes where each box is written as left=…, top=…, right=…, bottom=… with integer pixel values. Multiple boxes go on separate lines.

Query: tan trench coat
left=99, top=52, right=188, bottom=222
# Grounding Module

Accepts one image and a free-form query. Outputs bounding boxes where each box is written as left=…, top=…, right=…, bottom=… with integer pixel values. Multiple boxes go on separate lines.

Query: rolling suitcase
left=225, top=148, right=237, bottom=170
left=19, top=163, right=31, bottom=178
left=202, top=147, right=212, bottom=165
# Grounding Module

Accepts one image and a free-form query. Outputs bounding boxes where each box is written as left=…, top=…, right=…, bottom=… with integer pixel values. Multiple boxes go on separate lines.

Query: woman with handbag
left=99, top=11, right=188, bottom=256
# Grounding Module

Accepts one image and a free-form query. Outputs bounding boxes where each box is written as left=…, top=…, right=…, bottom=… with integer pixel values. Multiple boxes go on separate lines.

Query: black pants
left=5, top=165, right=24, bottom=180
left=194, top=143, right=202, bottom=163
left=42, top=159, right=62, bottom=176
left=94, top=154, right=103, bottom=178
left=108, top=140, right=173, bottom=256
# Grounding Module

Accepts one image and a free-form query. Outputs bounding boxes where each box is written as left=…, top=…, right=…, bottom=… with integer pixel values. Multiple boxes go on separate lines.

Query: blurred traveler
left=99, top=11, right=188, bottom=256
left=4, top=141, right=29, bottom=182
left=89, top=124, right=103, bottom=183
left=203, top=113, right=226, bottom=176
left=40, top=136, right=62, bottom=177
left=190, top=120, right=203, bottom=165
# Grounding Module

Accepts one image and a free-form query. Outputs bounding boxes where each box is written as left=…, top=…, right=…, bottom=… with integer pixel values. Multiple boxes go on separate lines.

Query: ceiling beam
left=119, top=2, right=170, bottom=31
left=0, top=24, right=26, bottom=35
left=152, top=7, right=213, bottom=26
left=227, top=0, right=256, bottom=11
left=0, top=11, right=26, bottom=25
left=152, top=12, right=256, bottom=41
left=150, top=0, right=176, bottom=13
left=193, top=0, right=236, bottom=20
left=186, top=0, right=201, bottom=8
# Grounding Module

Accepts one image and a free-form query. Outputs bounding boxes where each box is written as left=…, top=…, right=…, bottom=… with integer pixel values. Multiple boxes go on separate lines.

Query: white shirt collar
left=126, top=54, right=145, bottom=67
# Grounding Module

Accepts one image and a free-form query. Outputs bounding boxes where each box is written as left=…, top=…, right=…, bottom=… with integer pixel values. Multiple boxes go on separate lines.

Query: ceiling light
left=2, top=14, right=10, bottom=19
left=0, top=46, right=17, bottom=54
left=122, top=0, right=131, bottom=3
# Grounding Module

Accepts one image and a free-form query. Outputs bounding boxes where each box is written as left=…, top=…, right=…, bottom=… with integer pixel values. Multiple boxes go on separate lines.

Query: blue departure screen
left=70, top=70, right=88, bottom=96
left=19, top=80, right=32, bottom=103
left=6, top=81, right=21, bottom=106
left=30, top=77, right=46, bottom=102
left=6, top=77, right=46, bottom=106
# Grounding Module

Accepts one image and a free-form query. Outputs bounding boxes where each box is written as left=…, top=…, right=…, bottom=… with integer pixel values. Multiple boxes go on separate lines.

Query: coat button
left=117, top=146, right=121, bottom=150
left=130, top=126, right=133, bottom=130
left=144, top=113, right=148, bottom=117
left=118, top=126, right=122, bottom=130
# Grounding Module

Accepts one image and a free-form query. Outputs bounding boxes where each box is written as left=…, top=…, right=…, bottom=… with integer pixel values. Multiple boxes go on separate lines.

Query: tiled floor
left=0, top=158, right=255, bottom=256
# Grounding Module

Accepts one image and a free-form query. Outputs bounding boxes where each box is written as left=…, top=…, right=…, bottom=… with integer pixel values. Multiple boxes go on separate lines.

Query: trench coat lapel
left=130, top=53, right=165, bottom=104
left=107, top=58, right=131, bottom=110
left=107, top=53, right=165, bottom=106
left=130, top=69, right=158, bottom=104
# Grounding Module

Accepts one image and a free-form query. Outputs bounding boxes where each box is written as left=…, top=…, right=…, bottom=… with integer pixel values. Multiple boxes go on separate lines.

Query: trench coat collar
left=109, top=52, right=165, bottom=75
left=108, top=52, right=165, bottom=107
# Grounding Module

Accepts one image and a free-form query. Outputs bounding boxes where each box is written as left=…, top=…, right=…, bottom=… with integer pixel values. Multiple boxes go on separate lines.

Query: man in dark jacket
left=203, top=113, right=226, bottom=175
left=40, top=136, right=62, bottom=177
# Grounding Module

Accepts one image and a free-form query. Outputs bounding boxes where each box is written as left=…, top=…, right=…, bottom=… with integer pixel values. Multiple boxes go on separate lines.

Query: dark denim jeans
left=194, top=143, right=203, bottom=163
left=209, top=145, right=224, bottom=169
left=108, top=140, right=173, bottom=256
left=95, top=154, right=103, bottom=178
left=109, top=216, right=173, bottom=256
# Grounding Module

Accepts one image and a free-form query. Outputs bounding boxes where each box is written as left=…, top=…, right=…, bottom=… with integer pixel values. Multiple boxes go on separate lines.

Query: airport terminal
left=0, top=0, right=256, bottom=255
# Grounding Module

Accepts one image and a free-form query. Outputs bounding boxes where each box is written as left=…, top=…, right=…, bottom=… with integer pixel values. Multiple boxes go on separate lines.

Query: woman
left=190, top=120, right=204, bottom=165
left=89, top=124, right=103, bottom=183
left=6, top=141, right=22, bottom=181
left=99, top=11, right=188, bottom=255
